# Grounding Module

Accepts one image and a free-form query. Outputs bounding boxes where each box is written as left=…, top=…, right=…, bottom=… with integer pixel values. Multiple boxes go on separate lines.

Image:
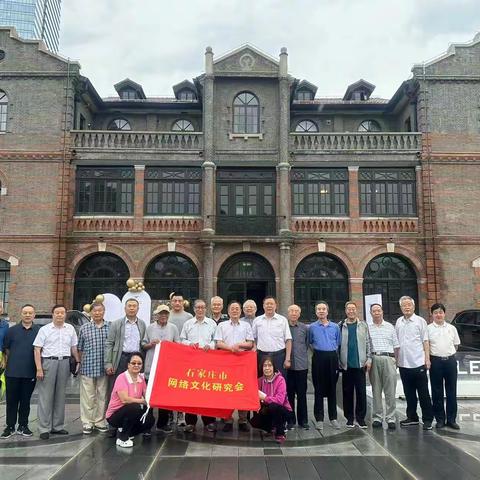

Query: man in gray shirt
left=168, top=293, right=193, bottom=333
left=286, top=304, right=309, bottom=430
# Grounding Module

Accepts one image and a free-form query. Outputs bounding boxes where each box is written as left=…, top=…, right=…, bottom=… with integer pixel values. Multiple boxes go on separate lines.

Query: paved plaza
left=1, top=378, right=479, bottom=480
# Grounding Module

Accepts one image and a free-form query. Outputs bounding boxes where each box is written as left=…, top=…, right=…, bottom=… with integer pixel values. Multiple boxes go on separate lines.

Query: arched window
left=358, top=120, right=381, bottom=132
left=171, top=119, right=194, bottom=132
left=233, top=92, right=259, bottom=134
left=107, top=118, right=131, bottom=131
left=295, top=120, right=319, bottom=133
left=0, top=259, right=10, bottom=313
left=363, top=254, right=418, bottom=323
left=144, top=253, right=199, bottom=303
left=294, top=254, right=349, bottom=322
left=0, top=90, right=8, bottom=132
left=73, top=253, right=130, bottom=310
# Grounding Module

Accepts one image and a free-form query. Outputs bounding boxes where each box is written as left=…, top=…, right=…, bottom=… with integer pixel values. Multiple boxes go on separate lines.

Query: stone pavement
left=1, top=377, right=480, bottom=480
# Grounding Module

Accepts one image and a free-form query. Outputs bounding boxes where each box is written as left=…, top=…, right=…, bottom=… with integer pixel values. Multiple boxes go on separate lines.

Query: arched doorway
left=73, top=253, right=130, bottom=310
left=294, top=254, right=349, bottom=322
left=144, top=253, right=199, bottom=303
left=363, top=254, right=418, bottom=323
left=218, top=253, right=275, bottom=313
left=0, top=259, right=10, bottom=313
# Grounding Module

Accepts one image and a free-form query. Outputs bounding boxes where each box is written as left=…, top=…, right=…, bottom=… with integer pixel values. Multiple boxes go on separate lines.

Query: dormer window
left=120, top=88, right=138, bottom=100
left=296, top=90, right=313, bottom=101
left=178, top=89, right=196, bottom=101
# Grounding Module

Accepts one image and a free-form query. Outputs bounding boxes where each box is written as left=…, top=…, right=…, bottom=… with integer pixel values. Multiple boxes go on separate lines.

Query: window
left=145, top=168, right=201, bottom=215
left=358, top=120, right=381, bottom=132
left=171, top=119, right=194, bottom=132
left=359, top=169, right=416, bottom=216
left=76, top=167, right=134, bottom=214
left=79, top=114, right=86, bottom=130
left=120, top=89, right=137, bottom=100
left=295, top=120, right=319, bottom=133
left=233, top=92, right=259, bottom=134
left=107, top=118, right=131, bottom=131
left=296, top=90, right=313, bottom=101
left=0, top=90, right=8, bottom=132
left=178, top=89, right=196, bottom=101
left=291, top=169, right=348, bottom=216
left=0, top=259, right=10, bottom=313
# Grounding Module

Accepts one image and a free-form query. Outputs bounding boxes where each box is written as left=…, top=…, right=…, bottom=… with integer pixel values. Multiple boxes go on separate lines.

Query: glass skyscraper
left=0, top=0, right=62, bottom=53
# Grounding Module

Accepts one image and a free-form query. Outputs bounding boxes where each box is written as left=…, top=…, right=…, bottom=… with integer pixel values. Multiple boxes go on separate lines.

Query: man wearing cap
left=142, top=304, right=179, bottom=433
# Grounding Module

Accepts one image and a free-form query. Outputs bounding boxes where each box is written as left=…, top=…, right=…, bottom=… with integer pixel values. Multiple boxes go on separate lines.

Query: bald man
left=286, top=305, right=310, bottom=430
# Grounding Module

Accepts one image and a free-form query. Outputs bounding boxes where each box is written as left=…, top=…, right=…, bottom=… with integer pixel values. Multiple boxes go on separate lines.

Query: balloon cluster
left=83, top=294, right=105, bottom=314
left=127, top=278, right=145, bottom=293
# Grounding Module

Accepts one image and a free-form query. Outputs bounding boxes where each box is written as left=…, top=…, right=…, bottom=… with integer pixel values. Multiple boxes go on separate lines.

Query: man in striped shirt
left=368, top=304, right=399, bottom=430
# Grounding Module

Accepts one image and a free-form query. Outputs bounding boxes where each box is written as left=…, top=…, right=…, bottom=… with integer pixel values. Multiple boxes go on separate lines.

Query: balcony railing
left=71, top=131, right=204, bottom=151
left=290, top=132, right=422, bottom=153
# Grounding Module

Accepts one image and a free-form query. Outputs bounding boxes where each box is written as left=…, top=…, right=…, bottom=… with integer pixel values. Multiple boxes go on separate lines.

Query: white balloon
left=102, top=293, right=124, bottom=323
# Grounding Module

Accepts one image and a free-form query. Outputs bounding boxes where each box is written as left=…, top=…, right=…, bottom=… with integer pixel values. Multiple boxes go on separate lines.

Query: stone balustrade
left=144, top=217, right=203, bottom=232
left=71, top=131, right=204, bottom=151
left=361, top=218, right=418, bottom=233
left=290, top=132, right=422, bottom=153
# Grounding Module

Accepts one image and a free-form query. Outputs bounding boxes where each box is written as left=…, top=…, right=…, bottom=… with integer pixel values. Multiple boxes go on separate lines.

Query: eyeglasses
left=129, top=362, right=142, bottom=366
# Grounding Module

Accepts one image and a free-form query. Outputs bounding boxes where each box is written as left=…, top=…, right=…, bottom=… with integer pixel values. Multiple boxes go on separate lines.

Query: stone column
left=202, top=46, right=216, bottom=234
left=202, top=242, right=214, bottom=301
left=279, top=242, right=292, bottom=314
left=277, top=47, right=291, bottom=235
left=133, top=165, right=145, bottom=232
left=348, top=166, right=359, bottom=231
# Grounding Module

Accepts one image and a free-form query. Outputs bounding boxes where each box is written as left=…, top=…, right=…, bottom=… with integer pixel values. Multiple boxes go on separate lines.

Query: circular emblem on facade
left=239, top=53, right=255, bottom=71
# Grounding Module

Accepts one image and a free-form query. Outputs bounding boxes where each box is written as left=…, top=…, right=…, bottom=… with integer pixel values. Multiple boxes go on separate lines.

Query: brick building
left=0, top=27, right=479, bottom=322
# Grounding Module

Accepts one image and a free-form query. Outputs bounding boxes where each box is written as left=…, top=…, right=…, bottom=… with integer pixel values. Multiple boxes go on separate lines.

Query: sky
left=59, top=0, right=479, bottom=99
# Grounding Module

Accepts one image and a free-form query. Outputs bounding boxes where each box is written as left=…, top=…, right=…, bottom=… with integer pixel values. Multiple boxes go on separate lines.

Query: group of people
left=0, top=292, right=461, bottom=447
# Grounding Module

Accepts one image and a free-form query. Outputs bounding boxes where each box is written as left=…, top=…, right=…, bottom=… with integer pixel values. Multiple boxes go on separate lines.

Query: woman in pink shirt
left=106, top=352, right=154, bottom=448
left=249, top=356, right=292, bottom=443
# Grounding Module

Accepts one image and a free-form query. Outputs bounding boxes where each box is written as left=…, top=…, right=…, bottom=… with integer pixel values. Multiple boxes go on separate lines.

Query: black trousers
left=185, top=413, right=215, bottom=427
left=286, top=369, right=308, bottom=425
left=257, top=349, right=286, bottom=378
left=249, top=403, right=290, bottom=436
left=156, top=409, right=171, bottom=428
left=429, top=355, right=458, bottom=423
left=399, top=366, right=434, bottom=422
left=5, top=376, right=36, bottom=428
left=107, top=404, right=155, bottom=441
left=312, top=350, right=339, bottom=421
left=342, top=368, right=367, bottom=423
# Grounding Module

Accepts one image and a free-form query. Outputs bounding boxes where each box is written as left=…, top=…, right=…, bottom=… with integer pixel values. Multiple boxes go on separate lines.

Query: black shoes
left=301, top=423, right=310, bottom=430
left=1, top=427, right=15, bottom=439
left=238, top=423, right=250, bottom=433
left=40, top=432, right=50, bottom=440
left=222, top=423, right=233, bottom=433
left=446, top=421, right=460, bottom=430
left=400, top=418, right=419, bottom=427
left=17, top=426, right=33, bottom=437
left=50, top=429, right=68, bottom=435
left=422, top=421, right=433, bottom=430
left=372, top=420, right=383, bottom=428
left=436, top=421, right=445, bottom=429
left=388, top=422, right=396, bottom=430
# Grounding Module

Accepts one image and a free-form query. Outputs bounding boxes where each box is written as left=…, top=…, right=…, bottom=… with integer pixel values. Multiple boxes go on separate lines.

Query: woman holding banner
left=105, top=352, right=154, bottom=448
left=250, top=356, right=292, bottom=443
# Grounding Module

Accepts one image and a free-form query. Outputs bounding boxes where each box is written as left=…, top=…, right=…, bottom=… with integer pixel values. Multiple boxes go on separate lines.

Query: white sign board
left=102, top=293, right=124, bottom=323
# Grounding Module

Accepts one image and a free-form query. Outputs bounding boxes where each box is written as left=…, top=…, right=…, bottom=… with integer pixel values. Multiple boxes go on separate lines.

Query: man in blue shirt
left=309, top=301, right=341, bottom=430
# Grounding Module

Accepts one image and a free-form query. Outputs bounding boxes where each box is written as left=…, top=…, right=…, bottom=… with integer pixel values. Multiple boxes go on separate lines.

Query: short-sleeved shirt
left=4, top=323, right=41, bottom=378
left=309, top=320, right=341, bottom=352
left=169, top=310, right=193, bottom=333
left=252, top=313, right=292, bottom=352
left=214, top=319, right=254, bottom=347
left=33, top=322, right=78, bottom=357
left=144, top=322, right=179, bottom=375
left=288, top=322, right=309, bottom=371
left=106, top=371, right=146, bottom=419
left=395, top=314, right=429, bottom=368
left=428, top=322, right=460, bottom=357
left=369, top=320, right=399, bottom=354
left=180, top=317, right=216, bottom=349
left=347, top=322, right=360, bottom=368
left=240, top=316, right=256, bottom=327
left=78, top=321, right=109, bottom=378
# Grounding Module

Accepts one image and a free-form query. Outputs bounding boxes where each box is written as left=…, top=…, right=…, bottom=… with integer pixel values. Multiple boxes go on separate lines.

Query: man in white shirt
left=428, top=303, right=461, bottom=430
left=215, top=300, right=254, bottom=432
left=395, top=296, right=434, bottom=430
left=180, top=298, right=217, bottom=433
left=252, top=296, right=292, bottom=377
left=33, top=304, right=80, bottom=439
left=368, top=304, right=399, bottom=430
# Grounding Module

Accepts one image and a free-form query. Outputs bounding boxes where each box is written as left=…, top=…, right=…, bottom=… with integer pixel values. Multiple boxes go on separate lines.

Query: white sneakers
left=330, top=419, right=340, bottom=429
left=116, top=438, right=133, bottom=448
left=315, top=421, right=324, bottom=430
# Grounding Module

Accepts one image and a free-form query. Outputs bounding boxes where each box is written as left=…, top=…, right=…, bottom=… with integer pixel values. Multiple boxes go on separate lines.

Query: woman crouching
left=250, top=356, right=292, bottom=443
left=105, top=352, right=154, bottom=448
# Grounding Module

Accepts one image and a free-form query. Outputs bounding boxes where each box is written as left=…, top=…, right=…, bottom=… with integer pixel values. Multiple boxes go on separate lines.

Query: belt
left=372, top=352, right=395, bottom=357
left=43, top=356, right=70, bottom=360
left=431, top=354, right=455, bottom=361
left=258, top=349, right=286, bottom=356
left=121, top=351, right=135, bottom=356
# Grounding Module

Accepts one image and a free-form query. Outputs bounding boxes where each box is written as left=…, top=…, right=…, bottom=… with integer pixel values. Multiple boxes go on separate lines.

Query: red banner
left=146, top=341, right=260, bottom=418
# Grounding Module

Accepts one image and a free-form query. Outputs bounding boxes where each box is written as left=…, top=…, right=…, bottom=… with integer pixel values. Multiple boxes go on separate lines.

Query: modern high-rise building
left=0, top=0, right=61, bottom=52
